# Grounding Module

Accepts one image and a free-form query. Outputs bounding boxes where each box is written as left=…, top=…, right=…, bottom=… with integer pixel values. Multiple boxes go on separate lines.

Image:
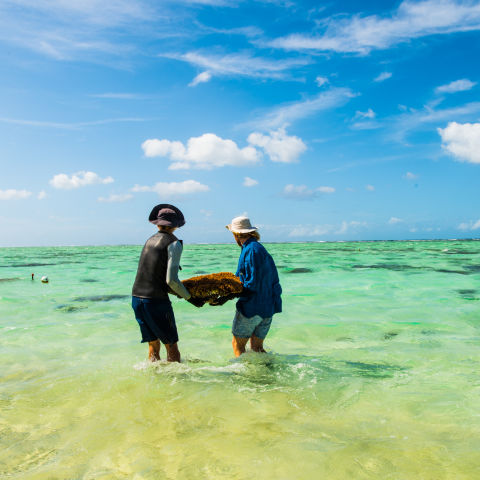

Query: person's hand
left=187, top=296, right=204, bottom=308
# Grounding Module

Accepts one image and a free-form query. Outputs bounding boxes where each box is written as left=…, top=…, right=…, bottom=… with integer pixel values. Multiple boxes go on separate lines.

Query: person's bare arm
left=166, top=241, right=191, bottom=300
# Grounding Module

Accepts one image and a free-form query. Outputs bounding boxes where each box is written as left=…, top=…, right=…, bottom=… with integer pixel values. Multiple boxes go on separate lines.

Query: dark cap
left=148, top=204, right=185, bottom=228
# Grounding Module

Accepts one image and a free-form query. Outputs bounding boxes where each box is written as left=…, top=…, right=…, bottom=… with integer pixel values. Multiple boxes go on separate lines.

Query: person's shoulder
left=247, top=240, right=267, bottom=255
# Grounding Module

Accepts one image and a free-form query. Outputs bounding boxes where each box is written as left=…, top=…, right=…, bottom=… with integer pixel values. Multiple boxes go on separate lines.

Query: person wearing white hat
left=226, top=216, right=282, bottom=357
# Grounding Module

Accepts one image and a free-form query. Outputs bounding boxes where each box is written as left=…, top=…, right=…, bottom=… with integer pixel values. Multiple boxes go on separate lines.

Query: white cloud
left=438, top=122, right=480, bottom=164
left=351, top=120, right=381, bottom=130
left=189, top=71, right=212, bottom=87
left=282, top=184, right=335, bottom=199
left=37, top=190, right=47, bottom=200
left=50, top=171, right=114, bottom=189
left=354, top=108, right=376, bottom=119
left=404, top=171, right=418, bottom=180
left=282, top=184, right=315, bottom=199
left=270, top=0, right=480, bottom=54
left=164, top=51, right=310, bottom=83
left=289, top=224, right=333, bottom=236
left=142, top=133, right=260, bottom=170
left=335, top=220, right=367, bottom=235
left=132, top=180, right=209, bottom=196
left=317, top=186, right=335, bottom=193
left=388, top=217, right=403, bottom=225
left=250, top=87, right=355, bottom=129
left=98, top=193, right=133, bottom=203
left=435, top=78, right=476, bottom=94
left=366, top=184, right=375, bottom=191
left=374, top=72, right=392, bottom=82
left=458, top=219, right=480, bottom=231
left=0, top=189, right=32, bottom=200
left=316, top=76, right=328, bottom=86
left=289, top=220, right=366, bottom=237
left=243, top=177, right=259, bottom=187
left=247, top=128, right=306, bottom=163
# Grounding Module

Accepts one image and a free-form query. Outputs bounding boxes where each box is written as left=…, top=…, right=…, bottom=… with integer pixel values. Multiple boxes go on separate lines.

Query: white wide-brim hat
left=226, top=216, right=258, bottom=233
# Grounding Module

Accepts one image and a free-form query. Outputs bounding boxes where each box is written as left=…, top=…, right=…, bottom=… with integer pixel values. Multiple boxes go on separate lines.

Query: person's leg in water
left=250, top=335, right=266, bottom=353
left=148, top=340, right=160, bottom=362
left=165, top=342, right=181, bottom=362
left=232, top=336, right=249, bottom=357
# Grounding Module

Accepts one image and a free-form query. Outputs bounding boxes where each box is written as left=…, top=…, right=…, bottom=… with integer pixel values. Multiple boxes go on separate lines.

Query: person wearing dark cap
left=226, top=216, right=282, bottom=357
left=132, top=204, right=203, bottom=362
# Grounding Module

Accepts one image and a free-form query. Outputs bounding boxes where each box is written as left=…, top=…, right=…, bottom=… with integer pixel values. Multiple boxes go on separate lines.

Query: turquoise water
left=1, top=240, right=480, bottom=479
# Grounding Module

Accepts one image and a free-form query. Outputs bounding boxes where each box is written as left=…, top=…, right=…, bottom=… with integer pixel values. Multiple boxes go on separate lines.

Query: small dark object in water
left=73, top=294, right=130, bottom=302
left=80, top=278, right=99, bottom=283
left=0, top=277, right=20, bottom=283
left=383, top=331, right=399, bottom=340
left=287, top=268, right=313, bottom=274
left=434, top=268, right=468, bottom=275
left=457, top=289, right=477, bottom=295
left=345, top=361, right=405, bottom=378
left=56, top=304, right=88, bottom=313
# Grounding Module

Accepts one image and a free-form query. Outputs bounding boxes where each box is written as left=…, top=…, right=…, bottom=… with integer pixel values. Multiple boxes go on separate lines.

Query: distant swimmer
left=31, top=273, right=34, bottom=280
left=226, top=216, right=282, bottom=357
left=131, top=204, right=203, bottom=363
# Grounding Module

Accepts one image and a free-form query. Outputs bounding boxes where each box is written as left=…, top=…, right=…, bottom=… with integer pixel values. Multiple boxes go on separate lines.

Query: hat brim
left=225, top=224, right=258, bottom=233
left=149, top=204, right=185, bottom=227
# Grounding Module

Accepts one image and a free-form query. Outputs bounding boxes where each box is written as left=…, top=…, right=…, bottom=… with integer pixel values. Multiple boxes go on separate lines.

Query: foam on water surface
left=1, top=240, right=480, bottom=479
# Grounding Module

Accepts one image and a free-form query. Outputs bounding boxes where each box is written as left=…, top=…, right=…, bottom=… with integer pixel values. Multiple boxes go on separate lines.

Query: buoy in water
left=41, top=276, right=49, bottom=284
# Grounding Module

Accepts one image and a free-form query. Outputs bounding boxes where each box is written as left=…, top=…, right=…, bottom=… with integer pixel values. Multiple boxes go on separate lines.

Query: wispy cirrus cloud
left=89, top=93, right=148, bottom=100
left=247, top=87, right=356, bottom=130
left=270, top=0, right=480, bottom=54
left=389, top=101, right=480, bottom=142
left=0, top=116, right=148, bottom=129
left=374, top=72, right=392, bottom=82
left=162, top=51, right=310, bottom=85
left=435, top=78, right=477, bottom=94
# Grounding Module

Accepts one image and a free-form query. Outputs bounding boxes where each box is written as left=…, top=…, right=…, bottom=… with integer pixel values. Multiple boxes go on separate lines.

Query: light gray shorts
left=232, top=309, right=272, bottom=339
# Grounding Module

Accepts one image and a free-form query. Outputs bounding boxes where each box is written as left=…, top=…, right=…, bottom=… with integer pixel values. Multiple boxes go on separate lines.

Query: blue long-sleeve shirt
left=235, top=237, right=282, bottom=318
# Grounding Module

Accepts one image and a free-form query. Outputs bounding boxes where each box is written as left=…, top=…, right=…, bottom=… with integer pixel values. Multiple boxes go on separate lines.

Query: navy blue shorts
left=131, top=296, right=178, bottom=344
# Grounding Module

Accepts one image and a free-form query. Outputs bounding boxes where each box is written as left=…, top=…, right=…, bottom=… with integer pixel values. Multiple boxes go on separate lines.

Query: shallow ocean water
left=1, top=240, right=480, bottom=479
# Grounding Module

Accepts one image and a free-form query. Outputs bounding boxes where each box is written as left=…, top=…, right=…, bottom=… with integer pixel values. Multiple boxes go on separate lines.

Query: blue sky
left=1, top=0, right=479, bottom=246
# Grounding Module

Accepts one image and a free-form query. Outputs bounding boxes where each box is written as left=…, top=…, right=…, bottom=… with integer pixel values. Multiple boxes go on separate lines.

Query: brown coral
left=181, top=272, right=243, bottom=306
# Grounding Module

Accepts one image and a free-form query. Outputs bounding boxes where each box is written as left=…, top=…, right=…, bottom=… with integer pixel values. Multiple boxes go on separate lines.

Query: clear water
left=1, top=240, right=479, bottom=479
